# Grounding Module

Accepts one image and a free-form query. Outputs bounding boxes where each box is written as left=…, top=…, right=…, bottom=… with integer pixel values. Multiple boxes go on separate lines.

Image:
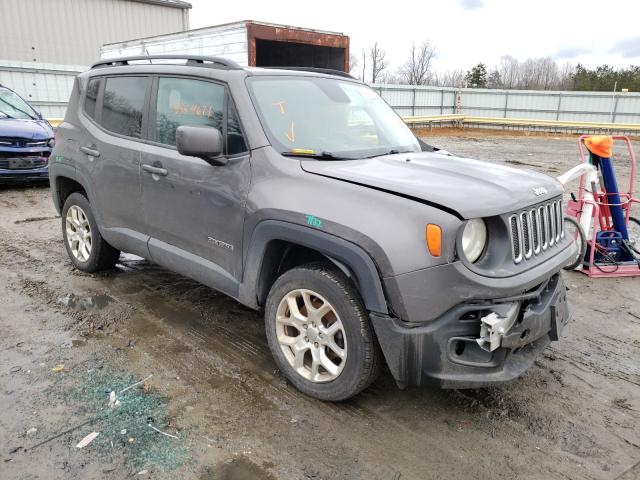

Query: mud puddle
left=203, top=456, right=276, bottom=480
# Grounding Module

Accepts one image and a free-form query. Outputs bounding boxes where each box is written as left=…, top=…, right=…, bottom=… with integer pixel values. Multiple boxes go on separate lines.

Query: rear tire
left=264, top=263, right=380, bottom=401
left=61, top=192, right=120, bottom=273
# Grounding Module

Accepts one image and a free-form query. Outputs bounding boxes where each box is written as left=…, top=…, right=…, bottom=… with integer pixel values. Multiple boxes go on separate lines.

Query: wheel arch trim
left=240, top=220, right=389, bottom=314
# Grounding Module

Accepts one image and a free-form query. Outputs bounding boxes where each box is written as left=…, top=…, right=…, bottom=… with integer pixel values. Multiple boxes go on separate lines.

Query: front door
left=140, top=76, right=250, bottom=293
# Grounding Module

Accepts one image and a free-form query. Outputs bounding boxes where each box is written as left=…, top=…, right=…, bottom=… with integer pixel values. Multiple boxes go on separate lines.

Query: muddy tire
left=265, top=263, right=380, bottom=401
left=61, top=192, right=120, bottom=273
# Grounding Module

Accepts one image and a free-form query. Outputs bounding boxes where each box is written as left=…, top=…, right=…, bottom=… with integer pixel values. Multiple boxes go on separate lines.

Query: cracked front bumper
left=371, top=273, right=570, bottom=389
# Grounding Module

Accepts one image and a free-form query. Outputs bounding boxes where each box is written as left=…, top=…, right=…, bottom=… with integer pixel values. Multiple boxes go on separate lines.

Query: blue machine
left=589, top=145, right=634, bottom=262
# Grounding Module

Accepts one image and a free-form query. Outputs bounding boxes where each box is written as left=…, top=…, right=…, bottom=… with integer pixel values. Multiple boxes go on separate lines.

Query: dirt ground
left=1, top=133, right=639, bottom=480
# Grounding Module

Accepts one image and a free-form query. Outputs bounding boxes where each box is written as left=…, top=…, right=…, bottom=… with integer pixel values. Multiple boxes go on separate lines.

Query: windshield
left=247, top=76, right=420, bottom=159
left=0, top=88, right=38, bottom=120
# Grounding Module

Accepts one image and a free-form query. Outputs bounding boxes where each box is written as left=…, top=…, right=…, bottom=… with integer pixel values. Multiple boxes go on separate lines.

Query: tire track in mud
left=99, top=273, right=530, bottom=479
left=0, top=232, right=606, bottom=479
left=3, top=183, right=640, bottom=479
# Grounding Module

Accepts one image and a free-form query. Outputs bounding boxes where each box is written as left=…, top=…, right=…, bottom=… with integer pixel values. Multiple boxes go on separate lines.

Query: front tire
left=265, top=263, right=379, bottom=401
left=61, top=192, right=120, bottom=273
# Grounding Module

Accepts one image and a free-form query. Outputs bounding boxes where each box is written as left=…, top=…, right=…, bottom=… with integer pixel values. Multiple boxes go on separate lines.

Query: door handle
left=80, top=146, right=100, bottom=157
left=142, top=164, right=168, bottom=176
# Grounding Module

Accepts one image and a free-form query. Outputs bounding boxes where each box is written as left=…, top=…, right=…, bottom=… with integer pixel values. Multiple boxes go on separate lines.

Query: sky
left=187, top=0, right=640, bottom=76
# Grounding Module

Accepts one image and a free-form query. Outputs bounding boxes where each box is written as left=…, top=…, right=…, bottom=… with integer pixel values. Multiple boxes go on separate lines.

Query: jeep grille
left=509, top=199, right=563, bottom=264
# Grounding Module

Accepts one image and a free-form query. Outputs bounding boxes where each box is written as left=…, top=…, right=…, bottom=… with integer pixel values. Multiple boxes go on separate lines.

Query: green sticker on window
left=306, top=215, right=323, bottom=228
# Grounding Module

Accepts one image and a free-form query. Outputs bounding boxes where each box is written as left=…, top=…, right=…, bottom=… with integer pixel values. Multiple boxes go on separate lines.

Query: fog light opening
left=454, top=340, right=466, bottom=356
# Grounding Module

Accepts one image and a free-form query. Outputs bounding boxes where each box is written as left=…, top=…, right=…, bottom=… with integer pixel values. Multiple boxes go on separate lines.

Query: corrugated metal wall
left=100, top=23, right=249, bottom=66
left=0, top=0, right=189, bottom=66
left=374, top=85, right=640, bottom=124
left=2, top=61, right=639, bottom=125
left=0, top=61, right=83, bottom=119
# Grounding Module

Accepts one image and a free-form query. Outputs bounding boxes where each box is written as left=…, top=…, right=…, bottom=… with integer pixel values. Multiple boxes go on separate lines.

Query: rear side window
left=102, top=77, right=147, bottom=138
left=84, top=78, right=100, bottom=120
left=155, top=77, right=224, bottom=146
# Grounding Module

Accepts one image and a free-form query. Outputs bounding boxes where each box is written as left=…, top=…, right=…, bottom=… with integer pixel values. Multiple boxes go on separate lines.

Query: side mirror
left=176, top=125, right=227, bottom=166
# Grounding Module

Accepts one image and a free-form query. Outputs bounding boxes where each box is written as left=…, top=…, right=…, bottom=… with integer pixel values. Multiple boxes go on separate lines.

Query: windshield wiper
left=281, top=150, right=354, bottom=161
left=0, top=109, right=14, bottom=119
left=364, top=148, right=415, bottom=159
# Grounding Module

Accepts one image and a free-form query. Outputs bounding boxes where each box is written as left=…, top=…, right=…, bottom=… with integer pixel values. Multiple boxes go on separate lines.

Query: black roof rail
left=91, top=55, right=242, bottom=70
left=262, top=66, right=355, bottom=79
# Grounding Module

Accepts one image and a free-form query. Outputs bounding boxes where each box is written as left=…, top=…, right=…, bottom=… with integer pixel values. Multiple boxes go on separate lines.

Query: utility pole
left=610, top=81, right=617, bottom=123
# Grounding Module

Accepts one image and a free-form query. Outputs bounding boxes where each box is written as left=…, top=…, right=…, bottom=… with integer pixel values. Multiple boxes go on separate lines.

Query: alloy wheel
left=275, top=289, right=347, bottom=383
left=65, top=205, right=92, bottom=262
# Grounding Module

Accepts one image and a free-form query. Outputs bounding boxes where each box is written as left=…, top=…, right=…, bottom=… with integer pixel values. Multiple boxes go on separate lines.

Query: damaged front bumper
left=371, top=273, right=570, bottom=389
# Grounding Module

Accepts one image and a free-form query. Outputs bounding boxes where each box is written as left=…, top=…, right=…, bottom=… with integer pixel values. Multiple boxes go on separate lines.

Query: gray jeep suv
left=50, top=55, right=575, bottom=401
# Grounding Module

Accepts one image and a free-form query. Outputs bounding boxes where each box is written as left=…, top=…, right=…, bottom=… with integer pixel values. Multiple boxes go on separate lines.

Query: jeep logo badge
left=532, top=187, right=548, bottom=196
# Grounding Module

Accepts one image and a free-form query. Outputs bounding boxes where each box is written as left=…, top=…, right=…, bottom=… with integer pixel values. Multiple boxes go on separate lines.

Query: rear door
left=79, top=75, right=150, bottom=252
left=140, top=76, right=250, bottom=293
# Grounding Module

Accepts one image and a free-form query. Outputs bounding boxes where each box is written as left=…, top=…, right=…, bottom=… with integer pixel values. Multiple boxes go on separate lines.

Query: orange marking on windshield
left=272, top=100, right=286, bottom=115
left=285, top=121, right=295, bottom=143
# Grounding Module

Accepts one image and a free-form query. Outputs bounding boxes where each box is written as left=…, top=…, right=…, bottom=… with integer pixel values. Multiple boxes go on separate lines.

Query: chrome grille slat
left=509, top=198, right=563, bottom=263
left=521, top=212, right=532, bottom=259
left=531, top=209, right=541, bottom=254
left=557, top=200, right=564, bottom=240
left=509, top=215, right=522, bottom=263
left=539, top=206, right=548, bottom=250
left=548, top=204, right=555, bottom=246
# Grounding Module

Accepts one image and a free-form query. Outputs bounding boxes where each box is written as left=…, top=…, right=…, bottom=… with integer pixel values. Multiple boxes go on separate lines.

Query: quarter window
left=84, top=78, right=100, bottom=120
left=227, top=98, right=247, bottom=155
left=155, top=77, right=224, bottom=147
left=101, top=77, right=147, bottom=138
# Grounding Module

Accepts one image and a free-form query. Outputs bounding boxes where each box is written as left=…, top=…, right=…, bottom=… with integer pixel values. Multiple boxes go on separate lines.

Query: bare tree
left=398, top=41, right=436, bottom=85
left=557, top=61, right=575, bottom=90
left=518, top=57, right=559, bottom=90
left=349, top=54, right=359, bottom=77
left=379, top=71, right=401, bottom=84
left=361, top=49, right=367, bottom=82
left=369, top=42, right=388, bottom=84
left=435, top=69, right=466, bottom=87
left=498, top=55, right=520, bottom=89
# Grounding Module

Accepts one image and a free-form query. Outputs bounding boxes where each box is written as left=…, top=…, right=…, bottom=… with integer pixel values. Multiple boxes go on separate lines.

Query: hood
left=0, top=118, right=53, bottom=140
left=300, top=152, right=563, bottom=219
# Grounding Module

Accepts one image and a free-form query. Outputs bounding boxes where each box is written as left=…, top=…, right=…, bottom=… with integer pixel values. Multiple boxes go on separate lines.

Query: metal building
left=0, top=0, right=191, bottom=66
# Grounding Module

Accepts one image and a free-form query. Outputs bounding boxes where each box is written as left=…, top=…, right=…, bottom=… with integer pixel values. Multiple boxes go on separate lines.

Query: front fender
left=239, top=220, right=389, bottom=314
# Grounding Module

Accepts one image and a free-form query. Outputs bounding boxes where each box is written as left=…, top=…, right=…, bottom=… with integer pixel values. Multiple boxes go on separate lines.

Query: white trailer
left=100, top=21, right=350, bottom=72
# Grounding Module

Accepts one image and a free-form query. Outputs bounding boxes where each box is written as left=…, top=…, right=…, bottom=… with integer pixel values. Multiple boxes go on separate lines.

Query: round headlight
left=461, top=218, right=487, bottom=263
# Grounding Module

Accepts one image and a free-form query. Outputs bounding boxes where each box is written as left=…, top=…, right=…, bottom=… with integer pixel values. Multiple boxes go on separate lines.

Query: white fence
left=374, top=84, right=640, bottom=124
left=1, top=61, right=639, bottom=126
left=0, top=61, right=83, bottom=119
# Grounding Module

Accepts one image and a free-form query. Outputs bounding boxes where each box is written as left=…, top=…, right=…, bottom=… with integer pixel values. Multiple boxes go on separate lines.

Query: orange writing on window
left=272, top=100, right=286, bottom=115
left=170, top=102, right=215, bottom=118
left=285, top=121, right=295, bottom=143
